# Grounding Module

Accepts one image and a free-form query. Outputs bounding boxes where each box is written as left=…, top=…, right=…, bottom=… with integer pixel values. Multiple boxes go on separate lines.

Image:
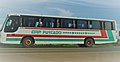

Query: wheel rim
left=25, top=40, right=31, bottom=45
left=87, top=41, right=91, bottom=45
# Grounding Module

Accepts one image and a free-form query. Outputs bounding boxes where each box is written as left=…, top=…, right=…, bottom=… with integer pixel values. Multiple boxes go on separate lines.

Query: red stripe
left=100, top=30, right=107, bottom=38
left=7, top=34, right=104, bottom=38
left=6, top=30, right=107, bottom=38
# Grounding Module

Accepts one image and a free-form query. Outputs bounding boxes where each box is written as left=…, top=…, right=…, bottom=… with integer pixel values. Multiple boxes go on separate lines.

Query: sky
left=0, top=0, right=120, bottom=28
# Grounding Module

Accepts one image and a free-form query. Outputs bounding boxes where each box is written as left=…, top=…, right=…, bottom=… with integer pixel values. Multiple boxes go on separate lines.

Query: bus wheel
left=21, top=37, right=35, bottom=48
left=84, top=38, right=94, bottom=47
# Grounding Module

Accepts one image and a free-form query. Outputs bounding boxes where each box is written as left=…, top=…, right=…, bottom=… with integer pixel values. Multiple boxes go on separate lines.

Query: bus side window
left=22, top=17, right=37, bottom=27
left=91, top=21, right=100, bottom=29
left=77, top=20, right=88, bottom=29
left=35, top=22, right=39, bottom=27
left=88, top=21, right=92, bottom=29
left=60, top=19, right=74, bottom=28
left=39, top=18, right=57, bottom=28
left=111, top=22, right=115, bottom=30
left=89, top=24, right=92, bottom=29
left=36, top=18, right=43, bottom=27
left=40, top=21, right=43, bottom=27
left=100, top=21, right=105, bottom=30
left=57, top=19, right=60, bottom=28
left=105, top=22, right=112, bottom=30
left=68, top=23, right=73, bottom=28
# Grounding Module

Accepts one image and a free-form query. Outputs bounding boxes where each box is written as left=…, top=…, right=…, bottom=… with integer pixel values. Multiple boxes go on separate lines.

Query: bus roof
left=8, top=14, right=115, bottom=22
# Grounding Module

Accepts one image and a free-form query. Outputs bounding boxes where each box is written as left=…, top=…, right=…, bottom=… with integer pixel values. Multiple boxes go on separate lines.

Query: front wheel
left=84, top=38, right=94, bottom=47
left=21, top=37, right=35, bottom=48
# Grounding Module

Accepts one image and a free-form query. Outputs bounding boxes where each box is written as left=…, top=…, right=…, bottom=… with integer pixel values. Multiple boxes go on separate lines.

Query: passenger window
left=77, top=20, right=88, bottom=29
left=60, top=19, right=74, bottom=28
left=112, top=22, right=115, bottom=30
left=91, top=21, right=100, bottom=29
left=22, top=17, right=38, bottom=27
left=105, top=22, right=112, bottom=30
left=38, top=18, right=57, bottom=28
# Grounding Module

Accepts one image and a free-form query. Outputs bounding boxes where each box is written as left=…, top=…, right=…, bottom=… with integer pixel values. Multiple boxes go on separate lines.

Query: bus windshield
left=4, top=16, right=20, bottom=32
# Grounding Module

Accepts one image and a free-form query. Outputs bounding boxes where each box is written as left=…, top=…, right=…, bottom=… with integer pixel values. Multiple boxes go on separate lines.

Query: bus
left=0, top=14, right=117, bottom=47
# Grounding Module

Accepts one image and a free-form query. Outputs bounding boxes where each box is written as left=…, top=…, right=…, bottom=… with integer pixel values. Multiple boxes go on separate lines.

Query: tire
left=84, top=38, right=94, bottom=47
left=21, top=37, right=35, bottom=48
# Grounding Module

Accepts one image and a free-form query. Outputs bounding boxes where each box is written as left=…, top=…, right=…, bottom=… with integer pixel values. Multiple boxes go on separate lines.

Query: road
left=0, top=47, right=120, bottom=62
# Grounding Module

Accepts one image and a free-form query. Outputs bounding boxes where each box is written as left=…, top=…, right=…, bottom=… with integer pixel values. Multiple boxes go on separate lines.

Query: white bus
left=0, top=14, right=117, bottom=47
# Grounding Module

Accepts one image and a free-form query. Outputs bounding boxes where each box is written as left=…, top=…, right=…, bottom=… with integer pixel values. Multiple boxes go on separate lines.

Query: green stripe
left=95, top=30, right=114, bottom=42
left=6, top=38, right=21, bottom=41
left=6, top=38, right=84, bottom=42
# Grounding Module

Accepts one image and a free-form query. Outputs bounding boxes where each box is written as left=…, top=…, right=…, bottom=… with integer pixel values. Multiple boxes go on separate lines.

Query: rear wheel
left=84, top=38, right=94, bottom=47
left=21, top=37, right=35, bottom=48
